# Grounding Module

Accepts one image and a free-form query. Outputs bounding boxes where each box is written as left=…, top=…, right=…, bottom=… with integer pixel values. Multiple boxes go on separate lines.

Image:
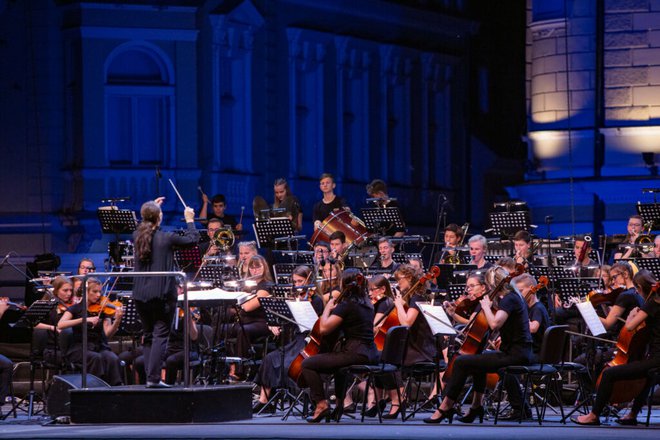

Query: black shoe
left=458, top=406, right=484, bottom=424
left=382, top=402, right=405, bottom=420
left=615, top=417, right=637, bottom=426
left=364, top=399, right=387, bottom=418
left=252, top=401, right=274, bottom=414
left=423, top=407, right=457, bottom=424
left=571, top=415, right=600, bottom=426
left=307, top=407, right=332, bottom=423
left=499, top=408, right=532, bottom=421
left=343, top=403, right=357, bottom=414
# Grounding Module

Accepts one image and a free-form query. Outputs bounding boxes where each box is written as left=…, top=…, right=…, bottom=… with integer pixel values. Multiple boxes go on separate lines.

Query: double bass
left=287, top=274, right=364, bottom=386
left=443, top=264, right=525, bottom=384
left=373, top=266, right=441, bottom=351
left=595, top=281, right=660, bottom=404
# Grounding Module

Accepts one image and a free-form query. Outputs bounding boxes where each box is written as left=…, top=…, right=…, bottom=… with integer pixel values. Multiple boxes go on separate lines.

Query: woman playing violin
left=599, top=262, right=644, bottom=333
left=300, top=269, right=379, bottom=423
left=253, top=265, right=323, bottom=413
left=57, top=277, right=124, bottom=385
left=573, top=269, right=659, bottom=426
left=445, top=272, right=488, bottom=326
left=427, top=266, right=532, bottom=424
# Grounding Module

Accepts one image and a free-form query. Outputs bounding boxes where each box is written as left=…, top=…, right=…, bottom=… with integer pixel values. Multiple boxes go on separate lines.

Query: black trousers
left=217, top=320, right=270, bottom=359
left=135, top=298, right=176, bottom=383
left=0, top=354, right=12, bottom=403
left=301, top=350, right=369, bottom=404
left=66, top=344, right=123, bottom=386
left=592, top=357, right=660, bottom=416
left=444, top=349, right=531, bottom=407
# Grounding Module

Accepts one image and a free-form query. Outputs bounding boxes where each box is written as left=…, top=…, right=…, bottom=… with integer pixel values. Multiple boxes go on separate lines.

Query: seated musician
left=613, top=214, right=644, bottom=261
left=427, top=266, right=531, bottom=424
left=73, top=258, right=96, bottom=298
left=329, top=231, right=349, bottom=262
left=438, top=223, right=464, bottom=264
left=253, top=265, right=323, bottom=413
left=273, top=178, right=303, bottom=232
left=200, top=193, right=243, bottom=231
left=0, top=299, right=13, bottom=416
left=512, top=230, right=534, bottom=266
left=468, top=235, right=493, bottom=270
left=220, top=255, right=274, bottom=381
left=237, top=241, right=258, bottom=279
left=645, top=235, right=660, bottom=259
left=313, top=241, right=331, bottom=267
left=198, top=218, right=235, bottom=265
left=312, top=173, right=349, bottom=229
left=319, top=260, right=342, bottom=304
left=370, top=237, right=399, bottom=274
left=599, top=262, right=644, bottom=333
left=57, top=277, right=124, bottom=385
left=407, top=257, right=424, bottom=276
left=513, top=274, right=549, bottom=362
left=445, top=272, right=488, bottom=326
left=570, top=236, right=597, bottom=277
left=496, top=256, right=517, bottom=274
left=300, top=269, right=379, bottom=423
left=34, top=276, right=76, bottom=366
left=365, top=179, right=405, bottom=237
left=573, top=269, right=659, bottom=426
left=134, top=305, right=200, bottom=385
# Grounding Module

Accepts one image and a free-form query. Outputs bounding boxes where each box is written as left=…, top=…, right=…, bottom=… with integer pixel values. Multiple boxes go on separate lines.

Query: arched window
left=105, top=43, right=174, bottom=166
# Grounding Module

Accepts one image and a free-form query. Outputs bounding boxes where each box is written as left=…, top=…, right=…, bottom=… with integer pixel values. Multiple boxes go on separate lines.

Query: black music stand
left=253, top=219, right=295, bottom=249
left=273, top=263, right=299, bottom=284
left=198, top=264, right=237, bottom=286
left=11, top=299, right=58, bottom=419
left=174, top=246, right=202, bottom=274
left=271, top=284, right=294, bottom=298
left=447, top=284, right=466, bottom=303
left=116, top=295, right=142, bottom=336
left=361, top=207, right=405, bottom=235
left=556, top=278, right=599, bottom=308
left=488, top=211, right=531, bottom=238
left=637, top=202, right=660, bottom=230
left=97, top=207, right=138, bottom=235
left=435, top=264, right=477, bottom=289
left=257, top=297, right=301, bottom=416
left=635, top=258, right=660, bottom=279
left=392, top=252, right=423, bottom=266
left=273, top=250, right=315, bottom=265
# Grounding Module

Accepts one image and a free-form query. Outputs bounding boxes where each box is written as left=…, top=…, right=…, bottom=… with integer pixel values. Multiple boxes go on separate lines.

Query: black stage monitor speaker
left=46, top=374, right=110, bottom=417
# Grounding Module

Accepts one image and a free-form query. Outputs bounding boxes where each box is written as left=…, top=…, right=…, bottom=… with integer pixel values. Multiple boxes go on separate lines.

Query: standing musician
left=253, top=265, right=323, bottom=413
left=512, top=230, right=534, bottom=266
left=312, top=173, right=349, bottom=228
left=370, top=237, right=399, bottom=274
left=300, top=269, right=379, bottom=423
left=613, top=214, right=645, bottom=261
left=237, top=241, right=258, bottom=279
left=131, top=197, right=199, bottom=388
left=200, top=193, right=243, bottom=232
left=57, top=277, right=124, bottom=386
left=365, top=179, right=405, bottom=237
left=273, top=178, right=303, bottom=232
left=573, top=269, right=659, bottom=426
left=438, top=224, right=465, bottom=264
left=426, top=266, right=532, bottom=424
left=0, top=299, right=13, bottom=415
left=468, top=235, right=493, bottom=270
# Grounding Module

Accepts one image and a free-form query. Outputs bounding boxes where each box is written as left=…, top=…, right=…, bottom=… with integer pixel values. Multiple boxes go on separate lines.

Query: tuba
left=212, top=228, right=235, bottom=252
left=635, top=221, right=655, bottom=254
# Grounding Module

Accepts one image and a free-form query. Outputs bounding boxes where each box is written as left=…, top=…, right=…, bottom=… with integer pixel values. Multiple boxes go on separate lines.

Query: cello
left=373, top=266, right=441, bottom=351
left=443, top=264, right=525, bottom=384
left=595, top=281, right=660, bottom=404
left=287, top=274, right=364, bottom=386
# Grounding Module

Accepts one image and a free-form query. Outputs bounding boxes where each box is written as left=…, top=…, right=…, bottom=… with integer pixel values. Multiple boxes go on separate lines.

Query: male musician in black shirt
left=514, top=273, right=549, bottom=359
left=132, top=198, right=199, bottom=388
left=468, top=235, right=493, bottom=270
left=312, top=173, right=349, bottom=227
left=200, top=193, right=243, bottom=232
left=371, top=237, right=399, bottom=274
left=365, top=179, right=405, bottom=237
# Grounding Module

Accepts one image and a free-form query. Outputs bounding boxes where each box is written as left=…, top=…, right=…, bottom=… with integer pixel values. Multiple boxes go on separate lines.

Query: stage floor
left=2, top=402, right=660, bottom=440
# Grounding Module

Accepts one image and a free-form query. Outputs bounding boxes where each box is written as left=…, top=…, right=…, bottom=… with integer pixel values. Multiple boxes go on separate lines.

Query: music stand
left=361, top=207, right=405, bottom=234
left=637, top=202, right=660, bottom=230
left=273, top=263, right=299, bottom=284
left=97, top=207, right=138, bottom=235
left=392, top=253, right=423, bottom=266
left=273, top=250, right=315, bottom=265
left=12, top=298, right=58, bottom=419
left=447, top=284, right=466, bottom=303
left=271, top=284, right=294, bottom=298
left=174, top=246, right=202, bottom=274
left=556, top=278, right=599, bottom=308
left=198, top=264, right=237, bottom=286
left=116, top=294, right=142, bottom=336
left=253, top=219, right=295, bottom=249
left=435, top=264, right=477, bottom=289
left=635, top=258, right=660, bottom=279
left=487, top=211, right=531, bottom=238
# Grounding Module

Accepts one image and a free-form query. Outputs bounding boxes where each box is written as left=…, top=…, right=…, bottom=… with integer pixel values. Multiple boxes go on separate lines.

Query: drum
left=108, top=241, right=134, bottom=267
left=310, top=209, right=370, bottom=248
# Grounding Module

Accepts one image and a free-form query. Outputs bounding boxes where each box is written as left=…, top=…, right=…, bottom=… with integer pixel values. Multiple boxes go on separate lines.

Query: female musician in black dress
left=57, top=277, right=124, bottom=385
left=300, top=269, right=379, bottom=423
left=35, top=276, right=76, bottom=366
left=426, top=266, right=532, bottom=424
left=573, top=269, right=660, bottom=426
left=132, top=197, right=199, bottom=388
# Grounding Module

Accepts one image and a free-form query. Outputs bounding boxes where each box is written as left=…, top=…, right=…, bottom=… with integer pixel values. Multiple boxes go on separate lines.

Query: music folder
left=286, top=300, right=318, bottom=333
left=576, top=301, right=607, bottom=336
left=418, top=303, right=457, bottom=336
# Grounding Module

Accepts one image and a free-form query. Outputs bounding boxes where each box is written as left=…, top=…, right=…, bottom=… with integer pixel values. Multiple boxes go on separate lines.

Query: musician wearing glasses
left=73, top=258, right=96, bottom=297
left=613, top=215, right=645, bottom=261
left=600, top=262, right=644, bottom=333
left=445, top=272, right=487, bottom=326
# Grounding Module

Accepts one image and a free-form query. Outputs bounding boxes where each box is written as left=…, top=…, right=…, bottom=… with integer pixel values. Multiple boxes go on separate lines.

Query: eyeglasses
left=208, top=228, right=221, bottom=233
left=611, top=272, right=623, bottom=279
left=466, top=283, right=482, bottom=290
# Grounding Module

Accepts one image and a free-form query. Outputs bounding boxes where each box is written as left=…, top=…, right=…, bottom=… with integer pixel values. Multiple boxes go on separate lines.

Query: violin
left=178, top=307, right=201, bottom=322
left=87, top=296, right=123, bottom=317
left=454, top=264, right=525, bottom=318
left=587, top=286, right=624, bottom=307
left=595, top=281, right=660, bottom=404
left=0, top=297, right=26, bottom=311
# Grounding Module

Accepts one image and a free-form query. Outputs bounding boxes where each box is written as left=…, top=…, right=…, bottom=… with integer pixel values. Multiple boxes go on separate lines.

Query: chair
left=494, top=325, right=569, bottom=425
left=645, top=367, right=660, bottom=427
left=339, top=325, right=410, bottom=423
left=402, top=359, right=446, bottom=419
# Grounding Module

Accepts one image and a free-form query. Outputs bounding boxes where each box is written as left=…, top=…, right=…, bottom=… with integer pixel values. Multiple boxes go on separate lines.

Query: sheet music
left=576, top=301, right=607, bottom=336
left=418, top=303, right=457, bottom=336
left=286, top=300, right=318, bottom=333
left=177, top=288, right=250, bottom=303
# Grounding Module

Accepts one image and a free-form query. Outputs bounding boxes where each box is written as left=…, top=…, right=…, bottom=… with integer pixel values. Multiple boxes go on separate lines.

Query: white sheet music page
left=418, top=303, right=457, bottom=336
left=286, top=300, right=318, bottom=333
left=576, top=301, right=608, bottom=336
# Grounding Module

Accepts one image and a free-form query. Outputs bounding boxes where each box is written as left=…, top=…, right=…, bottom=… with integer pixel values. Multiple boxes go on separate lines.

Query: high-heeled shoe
left=457, top=406, right=484, bottom=424
left=382, top=402, right=406, bottom=420
left=363, top=399, right=387, bottom=418
left=306, top=407, right=332, bottom=423
left=343, top=403, right=357, bottom=414
left=423, top=407, right=457, bottom=424
left=615, top=417, right=638, bottom=426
